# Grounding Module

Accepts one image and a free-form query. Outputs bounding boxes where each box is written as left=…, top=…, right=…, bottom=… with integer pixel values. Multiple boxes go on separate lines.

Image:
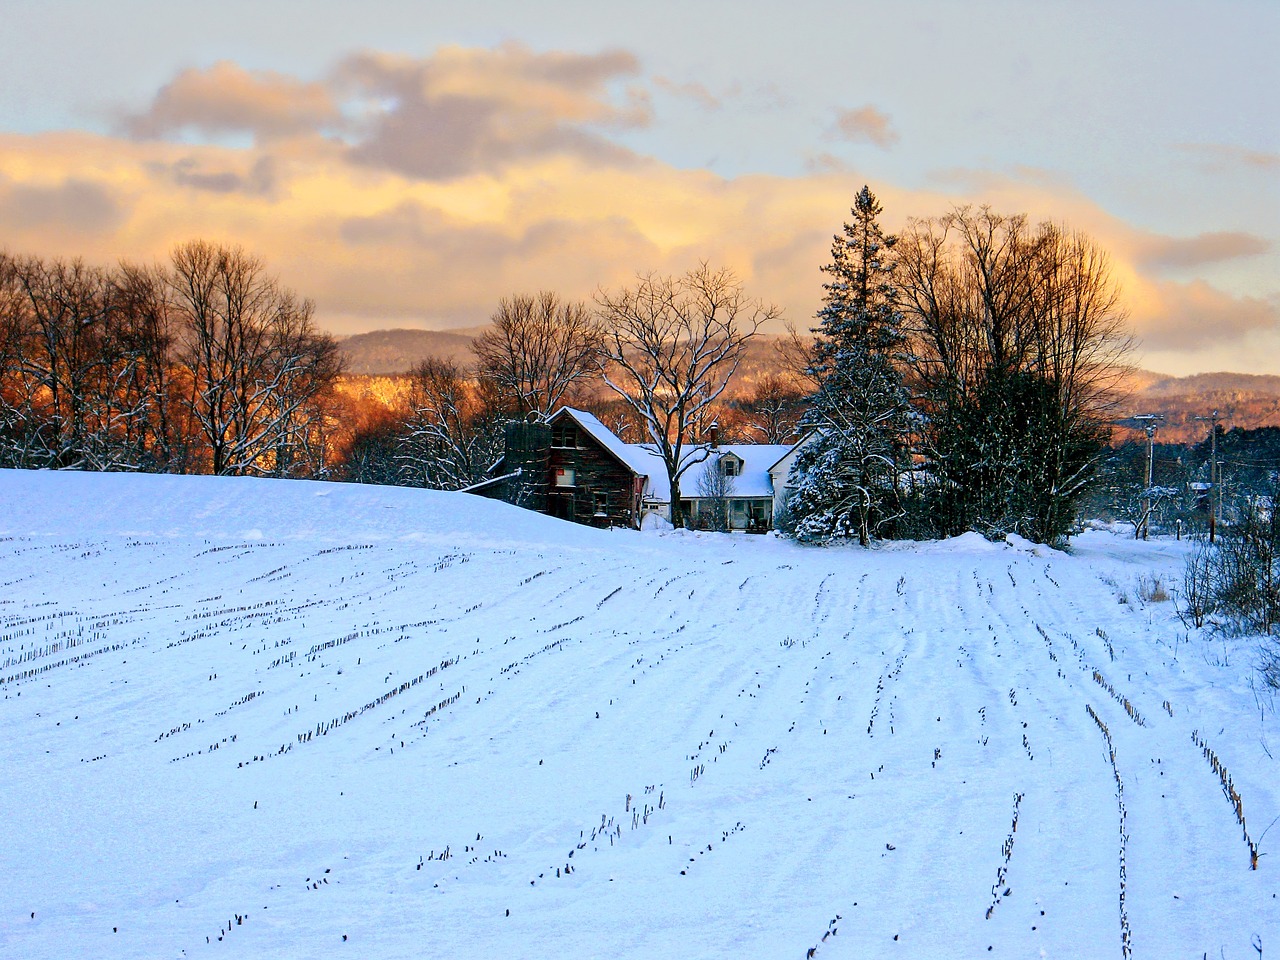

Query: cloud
left=829, top=106, right=899, bottom=148
left=1177, top=143, right=1280, bottom=172
left=333, top=199, right=660, bottom=321
left=804, top=152, right=853, bottom=175
left=0, top=49, right=1274, bottom=376
left=335, top=44, right=649, bottom=179
left=1137, top=231, right=1270, bottom=270
left=653, top=76, right=721, bottom=110
left=0, top=176, right=124, bottom=235
left=152, top=155, right=278, bottom=196
left=1130, top=279, right=1278, bottom=352
left=121, top=61, right=340, bottom=142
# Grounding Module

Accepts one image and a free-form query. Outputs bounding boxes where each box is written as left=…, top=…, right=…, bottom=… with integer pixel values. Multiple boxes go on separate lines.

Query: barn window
left=555, top=467, right=575, bottom=487
left=594, top=493, right=608, bottom=515
left=551, top=423, right=578, bottom=448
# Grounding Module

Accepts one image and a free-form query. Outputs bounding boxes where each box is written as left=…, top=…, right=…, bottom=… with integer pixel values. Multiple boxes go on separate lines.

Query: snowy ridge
left=0, top=469, right=1275, bottom=958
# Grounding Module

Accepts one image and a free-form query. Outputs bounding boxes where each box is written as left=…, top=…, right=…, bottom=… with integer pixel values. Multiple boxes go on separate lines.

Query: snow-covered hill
left=0, top=470, right=1275, bottom=959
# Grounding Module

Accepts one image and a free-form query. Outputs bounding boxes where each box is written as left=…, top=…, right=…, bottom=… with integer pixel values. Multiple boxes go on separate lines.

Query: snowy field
left=0, top=469, right=1276, bottom=959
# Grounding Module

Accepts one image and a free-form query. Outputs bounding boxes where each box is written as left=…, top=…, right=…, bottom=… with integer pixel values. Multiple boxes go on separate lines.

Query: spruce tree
left=787, top=186, right=909, bottom=546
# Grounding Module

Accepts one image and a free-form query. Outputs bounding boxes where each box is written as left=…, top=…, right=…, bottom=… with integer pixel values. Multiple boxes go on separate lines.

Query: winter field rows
left=0, top=469, right=1276, bottom=959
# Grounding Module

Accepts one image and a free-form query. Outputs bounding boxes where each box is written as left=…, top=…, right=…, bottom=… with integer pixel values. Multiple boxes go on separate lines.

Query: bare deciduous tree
left=597, top=263, right=778, bottom=528
left=737, top=374, right=805, bottom=444
left=396, top=357, right=504, bottom=490
left=695, top=456, right=735, bottom=531
left=113, top=261, right=188, bottom=472
left=473, top=292, right=603, bottom=419
left=168, top=240, right=341, bottom=476
left=895, top=207, right=1133, bottom=542
left=0, top=254, right=148, bottom=470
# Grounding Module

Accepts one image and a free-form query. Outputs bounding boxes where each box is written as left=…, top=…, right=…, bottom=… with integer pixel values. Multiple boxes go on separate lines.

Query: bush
left=1178, top=486, right=1279, bottom=695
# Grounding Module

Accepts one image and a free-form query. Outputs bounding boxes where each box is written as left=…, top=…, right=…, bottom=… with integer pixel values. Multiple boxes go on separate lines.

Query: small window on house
left=721, top=456, right=741, bottom=477
left=551, top=423, right=578, bottom=448
left=555, top=467, right=575, bottom=487
left=594, top=493, right=608, bottom=515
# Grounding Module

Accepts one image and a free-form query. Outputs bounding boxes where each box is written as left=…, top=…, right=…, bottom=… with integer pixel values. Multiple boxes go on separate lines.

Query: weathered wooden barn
left=469, top=409, right=647, bottom=528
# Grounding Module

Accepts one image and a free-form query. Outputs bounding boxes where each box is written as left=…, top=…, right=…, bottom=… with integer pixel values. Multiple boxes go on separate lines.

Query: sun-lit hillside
left=0, top=470, right=1275, bottom=959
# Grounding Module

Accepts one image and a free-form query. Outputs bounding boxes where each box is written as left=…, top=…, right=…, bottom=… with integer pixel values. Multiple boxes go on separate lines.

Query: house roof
left=460, top=469, right=523, bottom=494
left=767, top=430, right=818, bottom=475
left=624, top=442, right=792, bottom=503
left=552, top=407, right=663, bottom=480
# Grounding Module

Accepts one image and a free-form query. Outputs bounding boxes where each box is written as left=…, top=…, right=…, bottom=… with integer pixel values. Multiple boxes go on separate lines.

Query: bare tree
left=396, top=357, right=504, bottom=490
left=0, top=254, right=148, bottom=470
left=695, top=456, right=736, bottom=531
left=168, top=241, right=341, bottom=476
left=779, top=321, right=820, bottom=393
left=473, top=291, right=603, bottom=419
left=737, top=374, right=805, bottom=444
left=597, top=263, right=778, bottom=528
left=0, top=253, right=26, bottom=464
left=895, top=207, right=1133, bottom=542
left=112, top=261, right=189, bottom=471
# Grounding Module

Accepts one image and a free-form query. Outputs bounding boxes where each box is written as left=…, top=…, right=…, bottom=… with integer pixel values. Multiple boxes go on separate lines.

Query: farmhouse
left=470, top=407, right=803, bottom=531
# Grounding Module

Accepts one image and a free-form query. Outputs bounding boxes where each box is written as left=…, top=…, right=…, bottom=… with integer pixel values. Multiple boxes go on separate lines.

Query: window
left=721, top=455, right=741, bottom=477
left=594, top=493, right=608, bottom=515
left=551, top=423, right=578, bottom=448
left=554, top=467, right=575, bottom=487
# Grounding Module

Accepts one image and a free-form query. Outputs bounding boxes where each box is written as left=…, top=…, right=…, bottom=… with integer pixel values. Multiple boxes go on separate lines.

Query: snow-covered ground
left=0, top=469, right=1275, bottom=959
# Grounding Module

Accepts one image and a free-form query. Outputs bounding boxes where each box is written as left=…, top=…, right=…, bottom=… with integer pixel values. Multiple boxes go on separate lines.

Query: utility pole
left=1194, top=410, right=1220, bottom=543
left=1133, top=414, right=1163, bottom=539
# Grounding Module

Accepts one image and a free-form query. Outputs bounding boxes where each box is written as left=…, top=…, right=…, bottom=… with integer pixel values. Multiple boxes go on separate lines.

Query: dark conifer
left=788, top=186, right=909, bottom=545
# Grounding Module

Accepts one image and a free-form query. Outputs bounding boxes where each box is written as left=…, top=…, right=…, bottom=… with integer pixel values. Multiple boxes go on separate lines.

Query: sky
left=0, top=0, right=1276, bottom=376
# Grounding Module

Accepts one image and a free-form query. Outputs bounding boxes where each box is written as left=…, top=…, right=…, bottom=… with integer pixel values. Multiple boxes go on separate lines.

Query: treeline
left=786, top=190, right=1133, bottom=546
left=335, top=284, right=805, bottom=499
left=0, top=242, right=341, bottom=476
left=1087, top=425, right=1280, bottom=538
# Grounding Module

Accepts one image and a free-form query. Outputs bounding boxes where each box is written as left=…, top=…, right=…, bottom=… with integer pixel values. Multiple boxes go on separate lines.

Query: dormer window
left=720, top=455, right=742, bottom=477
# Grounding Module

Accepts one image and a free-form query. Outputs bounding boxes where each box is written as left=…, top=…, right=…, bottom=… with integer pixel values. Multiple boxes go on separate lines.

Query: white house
left=766, top=430, right=816, bottom=523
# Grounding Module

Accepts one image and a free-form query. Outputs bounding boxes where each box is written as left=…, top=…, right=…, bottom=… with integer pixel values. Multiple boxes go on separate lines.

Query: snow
left=0, top=468, right=1275, bottom=958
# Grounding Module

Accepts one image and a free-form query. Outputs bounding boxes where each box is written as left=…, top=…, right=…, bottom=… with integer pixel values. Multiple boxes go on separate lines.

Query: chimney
left=708, top=420, right=719, bottom=449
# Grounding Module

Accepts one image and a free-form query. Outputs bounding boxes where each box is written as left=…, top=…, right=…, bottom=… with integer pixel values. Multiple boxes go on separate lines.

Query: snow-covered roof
left=767, top=431, right=818, bottom=475
left=625, top=442, right=792, bottom=503
left=552, top=407, right=664, bottom=480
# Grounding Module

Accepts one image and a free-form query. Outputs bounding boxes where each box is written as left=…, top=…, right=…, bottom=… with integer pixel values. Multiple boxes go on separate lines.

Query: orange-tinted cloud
left=150, top=155, right=278, bottom=196
left=121, top=61, right=340, bottom=142
left=0, top=49, right=1274, bottom=377
left=653, top=76, right=722, bottom=110
left=1136, top=231, right=1270, bottom=270
left=0, top=174, right=124, bottom=237
left=1129, top=279, right=1278, bottom=351
left=1177, top=143, right=1280, bottom=172
left=829, top=106, right=899, bottom=148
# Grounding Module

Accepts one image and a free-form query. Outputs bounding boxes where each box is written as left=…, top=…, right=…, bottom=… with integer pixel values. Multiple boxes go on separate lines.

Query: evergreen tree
left=787, top=186, right=909, bottom=546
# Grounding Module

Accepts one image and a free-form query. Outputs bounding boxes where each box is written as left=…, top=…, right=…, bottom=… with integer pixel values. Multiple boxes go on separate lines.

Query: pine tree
left=787, top=186, right=909, bottom=546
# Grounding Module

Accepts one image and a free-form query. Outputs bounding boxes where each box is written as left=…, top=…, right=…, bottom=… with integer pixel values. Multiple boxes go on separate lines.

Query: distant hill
left=335, top=327, right=1280, bottom=441
left=337, top=328, right=478, bottom=375
left=1113, top=371, right=1280, bottom=443
left=335, top=326, right=795, bottom=380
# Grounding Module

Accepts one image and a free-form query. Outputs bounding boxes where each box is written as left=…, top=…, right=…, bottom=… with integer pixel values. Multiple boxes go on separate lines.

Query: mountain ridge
left=335, top=329, right=1280, bottom=442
